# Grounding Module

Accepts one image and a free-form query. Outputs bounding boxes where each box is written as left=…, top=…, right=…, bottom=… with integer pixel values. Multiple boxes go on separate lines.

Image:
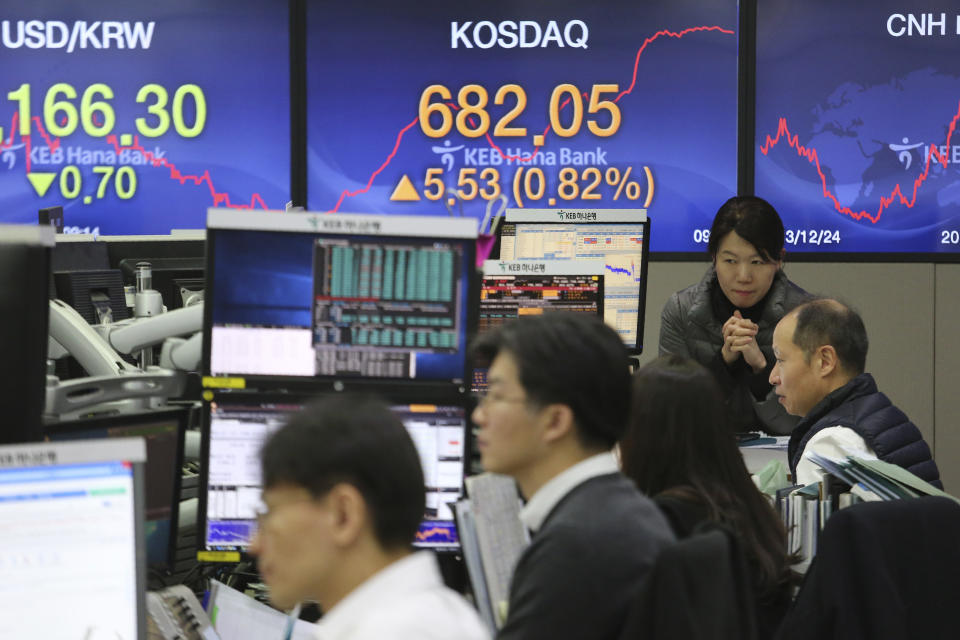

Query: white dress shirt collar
left=519, top=451, right=619, bottom=534
left=315, top=552, right=439, bottom=638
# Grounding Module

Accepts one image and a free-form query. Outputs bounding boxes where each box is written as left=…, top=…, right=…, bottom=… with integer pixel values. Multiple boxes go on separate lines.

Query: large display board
left=306, top=0, right=738, bottom=252
left=0, top=0, right=290, bottom=234
left=755, top=0, right=960, bottom=254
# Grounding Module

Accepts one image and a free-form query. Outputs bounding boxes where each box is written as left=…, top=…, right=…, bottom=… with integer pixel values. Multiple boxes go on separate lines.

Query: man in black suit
left=471, top=313, right=675, bottom=640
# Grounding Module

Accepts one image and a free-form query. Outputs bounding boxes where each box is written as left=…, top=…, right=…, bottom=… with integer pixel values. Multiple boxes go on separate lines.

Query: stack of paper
left=807, top=452, right=958, bottom=504
left=206, top=580, right=316, bottom=640
left=455, top=473, right=529, bottom=633
left=777, top=453, right=960, bottom=571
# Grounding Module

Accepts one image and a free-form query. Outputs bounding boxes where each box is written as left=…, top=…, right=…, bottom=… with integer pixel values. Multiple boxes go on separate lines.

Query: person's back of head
left=252, top=394, right=425, bottom=610
left=620, top=355, right=793, bottom=602
left=620, top=355, right=744, bottom=496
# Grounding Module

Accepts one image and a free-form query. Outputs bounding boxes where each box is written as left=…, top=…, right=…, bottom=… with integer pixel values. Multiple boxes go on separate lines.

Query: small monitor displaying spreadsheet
left=473, top=260, right=605, bottom=393
left=498, top=210, right=650, bottom=354
left=199, top=394, right=468, bottom=555
left=479, top=260, right=604, bottom=334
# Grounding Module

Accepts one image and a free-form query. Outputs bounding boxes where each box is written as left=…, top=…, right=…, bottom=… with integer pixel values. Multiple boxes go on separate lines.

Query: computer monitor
left=498, top=209, right=650, bottom=354
left=53, top=270, right=131, bottom=324
left=204, top=209, right=478, bottom=387
left=118, top=257, right=205, bottom=311
left=102, top=235, right=206, bottom=310
left=0, top=438, right=147, bottom=639
left=198, top=392, right=470, bottom=558
left=0, top=225, right=54, bottom=443
left=51, top=236, right=110, bottom=273
left=479, top=259, right=605, bottom=334
left=102, top=235, right=206, bottom=272
left=473, top=259, right=605, bottom=393
left=44, top=408, right=189, bottom=571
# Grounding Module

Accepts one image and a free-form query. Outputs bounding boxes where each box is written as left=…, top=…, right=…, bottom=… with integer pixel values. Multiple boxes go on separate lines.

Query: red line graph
left=102, top=132, right=269, bottom=209
left=327, top=25, right=735, bottom=213
left=0, top=111, right=269, bottom=210
left=759, top=100, right=960, bottom=224
left=328, top=117, right=420, bottom=214
left=0, top=113, right=63, bottom=175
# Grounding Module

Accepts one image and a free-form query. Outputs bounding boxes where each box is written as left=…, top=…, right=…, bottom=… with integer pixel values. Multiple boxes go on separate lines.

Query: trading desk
left=740, top=435, right=790, bottom=475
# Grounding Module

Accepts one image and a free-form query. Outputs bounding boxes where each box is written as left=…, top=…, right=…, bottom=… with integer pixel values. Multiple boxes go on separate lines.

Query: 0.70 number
left=58, top=165, right=137, bottom=201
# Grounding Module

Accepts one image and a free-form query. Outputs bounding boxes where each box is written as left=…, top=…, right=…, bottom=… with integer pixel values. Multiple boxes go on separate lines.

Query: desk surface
left=741, top=442, right=789, bottom=475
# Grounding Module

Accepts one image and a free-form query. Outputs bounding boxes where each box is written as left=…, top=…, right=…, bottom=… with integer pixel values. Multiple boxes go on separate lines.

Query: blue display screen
left=305, top=0, right=738, bottom=252
left=7, top=2, right=959, bottom=256
left=755, top=0, right=960, bottom=253
left=0, top=1, right=290, bottom=234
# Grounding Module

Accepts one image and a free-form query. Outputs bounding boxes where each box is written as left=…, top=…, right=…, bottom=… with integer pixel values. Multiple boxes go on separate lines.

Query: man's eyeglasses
left=471, top=390, right=529, bottom=408
left=253, top=498, right=317, bottom=532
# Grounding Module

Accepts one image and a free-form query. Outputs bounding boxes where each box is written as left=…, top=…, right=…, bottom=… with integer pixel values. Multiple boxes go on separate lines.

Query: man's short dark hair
left=470, top=313, right=631, bottom=449
left=260, top=394, right=425, bottom=550
left=791, top=299, right=868, bottom=376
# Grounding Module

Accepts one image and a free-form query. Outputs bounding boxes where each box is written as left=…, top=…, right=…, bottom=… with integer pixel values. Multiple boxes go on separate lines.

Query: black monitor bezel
left=102, top=237, right=205, bottom=272
left=197, top=385, right=473, bottom=561
left=0, top=230, right=52, bottom=444
left=51, top=239, right=110, bottom=273
left=496, top=217, right=651, bottom=355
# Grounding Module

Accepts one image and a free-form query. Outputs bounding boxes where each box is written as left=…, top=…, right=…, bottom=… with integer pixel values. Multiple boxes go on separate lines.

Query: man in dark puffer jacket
left=769, top=299, right=942, bottom=489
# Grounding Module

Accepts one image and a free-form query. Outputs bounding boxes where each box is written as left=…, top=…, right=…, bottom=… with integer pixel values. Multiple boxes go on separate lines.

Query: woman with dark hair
left=659, top=196, right=810, bottom=434
left=620, top=355, right=795, bottom=638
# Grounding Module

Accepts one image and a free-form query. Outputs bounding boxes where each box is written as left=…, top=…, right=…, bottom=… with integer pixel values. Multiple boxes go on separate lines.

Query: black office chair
left=619, top=522, right=758, bottom=640
left=775, top=496, right=960, bottom=640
